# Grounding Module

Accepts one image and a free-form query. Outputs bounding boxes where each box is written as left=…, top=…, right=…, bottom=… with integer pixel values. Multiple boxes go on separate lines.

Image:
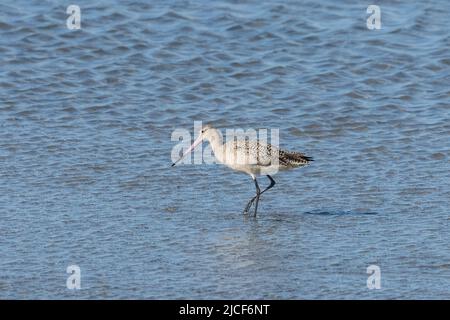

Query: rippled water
left=0, top=0, right=449, bottom=299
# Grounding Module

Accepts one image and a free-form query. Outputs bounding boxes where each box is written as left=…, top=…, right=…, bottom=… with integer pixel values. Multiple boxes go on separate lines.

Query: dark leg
left=243, top=176, right=260, bottom=215
left=243, top=197, right=254, bottom=214
left=253, top=178, right=261, bottom=217
left=262, top=175, right=276, bottom=195
left=243, top=175, right=276, bottom=216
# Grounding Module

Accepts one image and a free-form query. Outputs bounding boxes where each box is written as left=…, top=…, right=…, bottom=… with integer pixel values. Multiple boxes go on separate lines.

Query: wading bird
left=172, top=125, right=313, bottom=216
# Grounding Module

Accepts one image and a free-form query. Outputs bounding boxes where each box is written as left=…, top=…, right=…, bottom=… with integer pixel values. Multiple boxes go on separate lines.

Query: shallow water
left=0, top=0, right=449, bottom=299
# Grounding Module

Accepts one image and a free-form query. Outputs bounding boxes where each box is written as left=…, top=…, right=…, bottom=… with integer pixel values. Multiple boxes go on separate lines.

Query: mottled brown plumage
left=279, top=150, right=313, bottom=167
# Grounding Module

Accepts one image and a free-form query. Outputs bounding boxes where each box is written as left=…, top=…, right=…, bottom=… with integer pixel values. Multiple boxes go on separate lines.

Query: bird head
left=171, top=124, right=215, bottom=167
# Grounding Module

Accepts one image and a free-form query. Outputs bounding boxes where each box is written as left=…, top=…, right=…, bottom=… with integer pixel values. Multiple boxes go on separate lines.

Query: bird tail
left=281, top=151, right=313, bottom=166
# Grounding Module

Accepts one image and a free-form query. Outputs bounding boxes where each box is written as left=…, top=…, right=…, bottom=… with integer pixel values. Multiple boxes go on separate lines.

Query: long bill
left=171, top=134, right=203, bottom=167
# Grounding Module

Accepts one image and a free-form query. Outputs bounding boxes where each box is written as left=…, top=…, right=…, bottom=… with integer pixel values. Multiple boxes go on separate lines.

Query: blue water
left=0, top=0, right=449, bottom=299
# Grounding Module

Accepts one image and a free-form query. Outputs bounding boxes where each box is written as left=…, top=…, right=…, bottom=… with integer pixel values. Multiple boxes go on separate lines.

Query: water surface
left=0, top=0, right=449, bottom=299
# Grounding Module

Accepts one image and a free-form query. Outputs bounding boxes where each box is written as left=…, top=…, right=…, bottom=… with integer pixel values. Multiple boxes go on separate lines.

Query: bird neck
left=204, top=129, right=225, bottom=162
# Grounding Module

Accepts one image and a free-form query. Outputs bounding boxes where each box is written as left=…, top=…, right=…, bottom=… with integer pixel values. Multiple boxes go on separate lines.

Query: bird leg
left=243, top=178, right=259, bottom=214
left=243, top=198, right=254, bottom=214
left=262, top=175, right=276, bottom=195
left=253, top=178, right=261, bottom=217
left=243, top=175, right=276, bottom=216
left=243, top=177, right=259, bottom=215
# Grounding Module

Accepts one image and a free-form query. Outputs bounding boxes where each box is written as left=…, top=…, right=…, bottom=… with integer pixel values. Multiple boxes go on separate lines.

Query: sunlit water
left=0, top=0, right=449, bottom=299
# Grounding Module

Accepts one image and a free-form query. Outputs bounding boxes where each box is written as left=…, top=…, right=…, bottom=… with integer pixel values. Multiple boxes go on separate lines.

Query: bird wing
left=226, top=140, right=276, bottom=166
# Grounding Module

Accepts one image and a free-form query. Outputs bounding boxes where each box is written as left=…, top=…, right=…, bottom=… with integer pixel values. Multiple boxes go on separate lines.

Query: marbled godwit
left=172, top=125, right=313, bottom=216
